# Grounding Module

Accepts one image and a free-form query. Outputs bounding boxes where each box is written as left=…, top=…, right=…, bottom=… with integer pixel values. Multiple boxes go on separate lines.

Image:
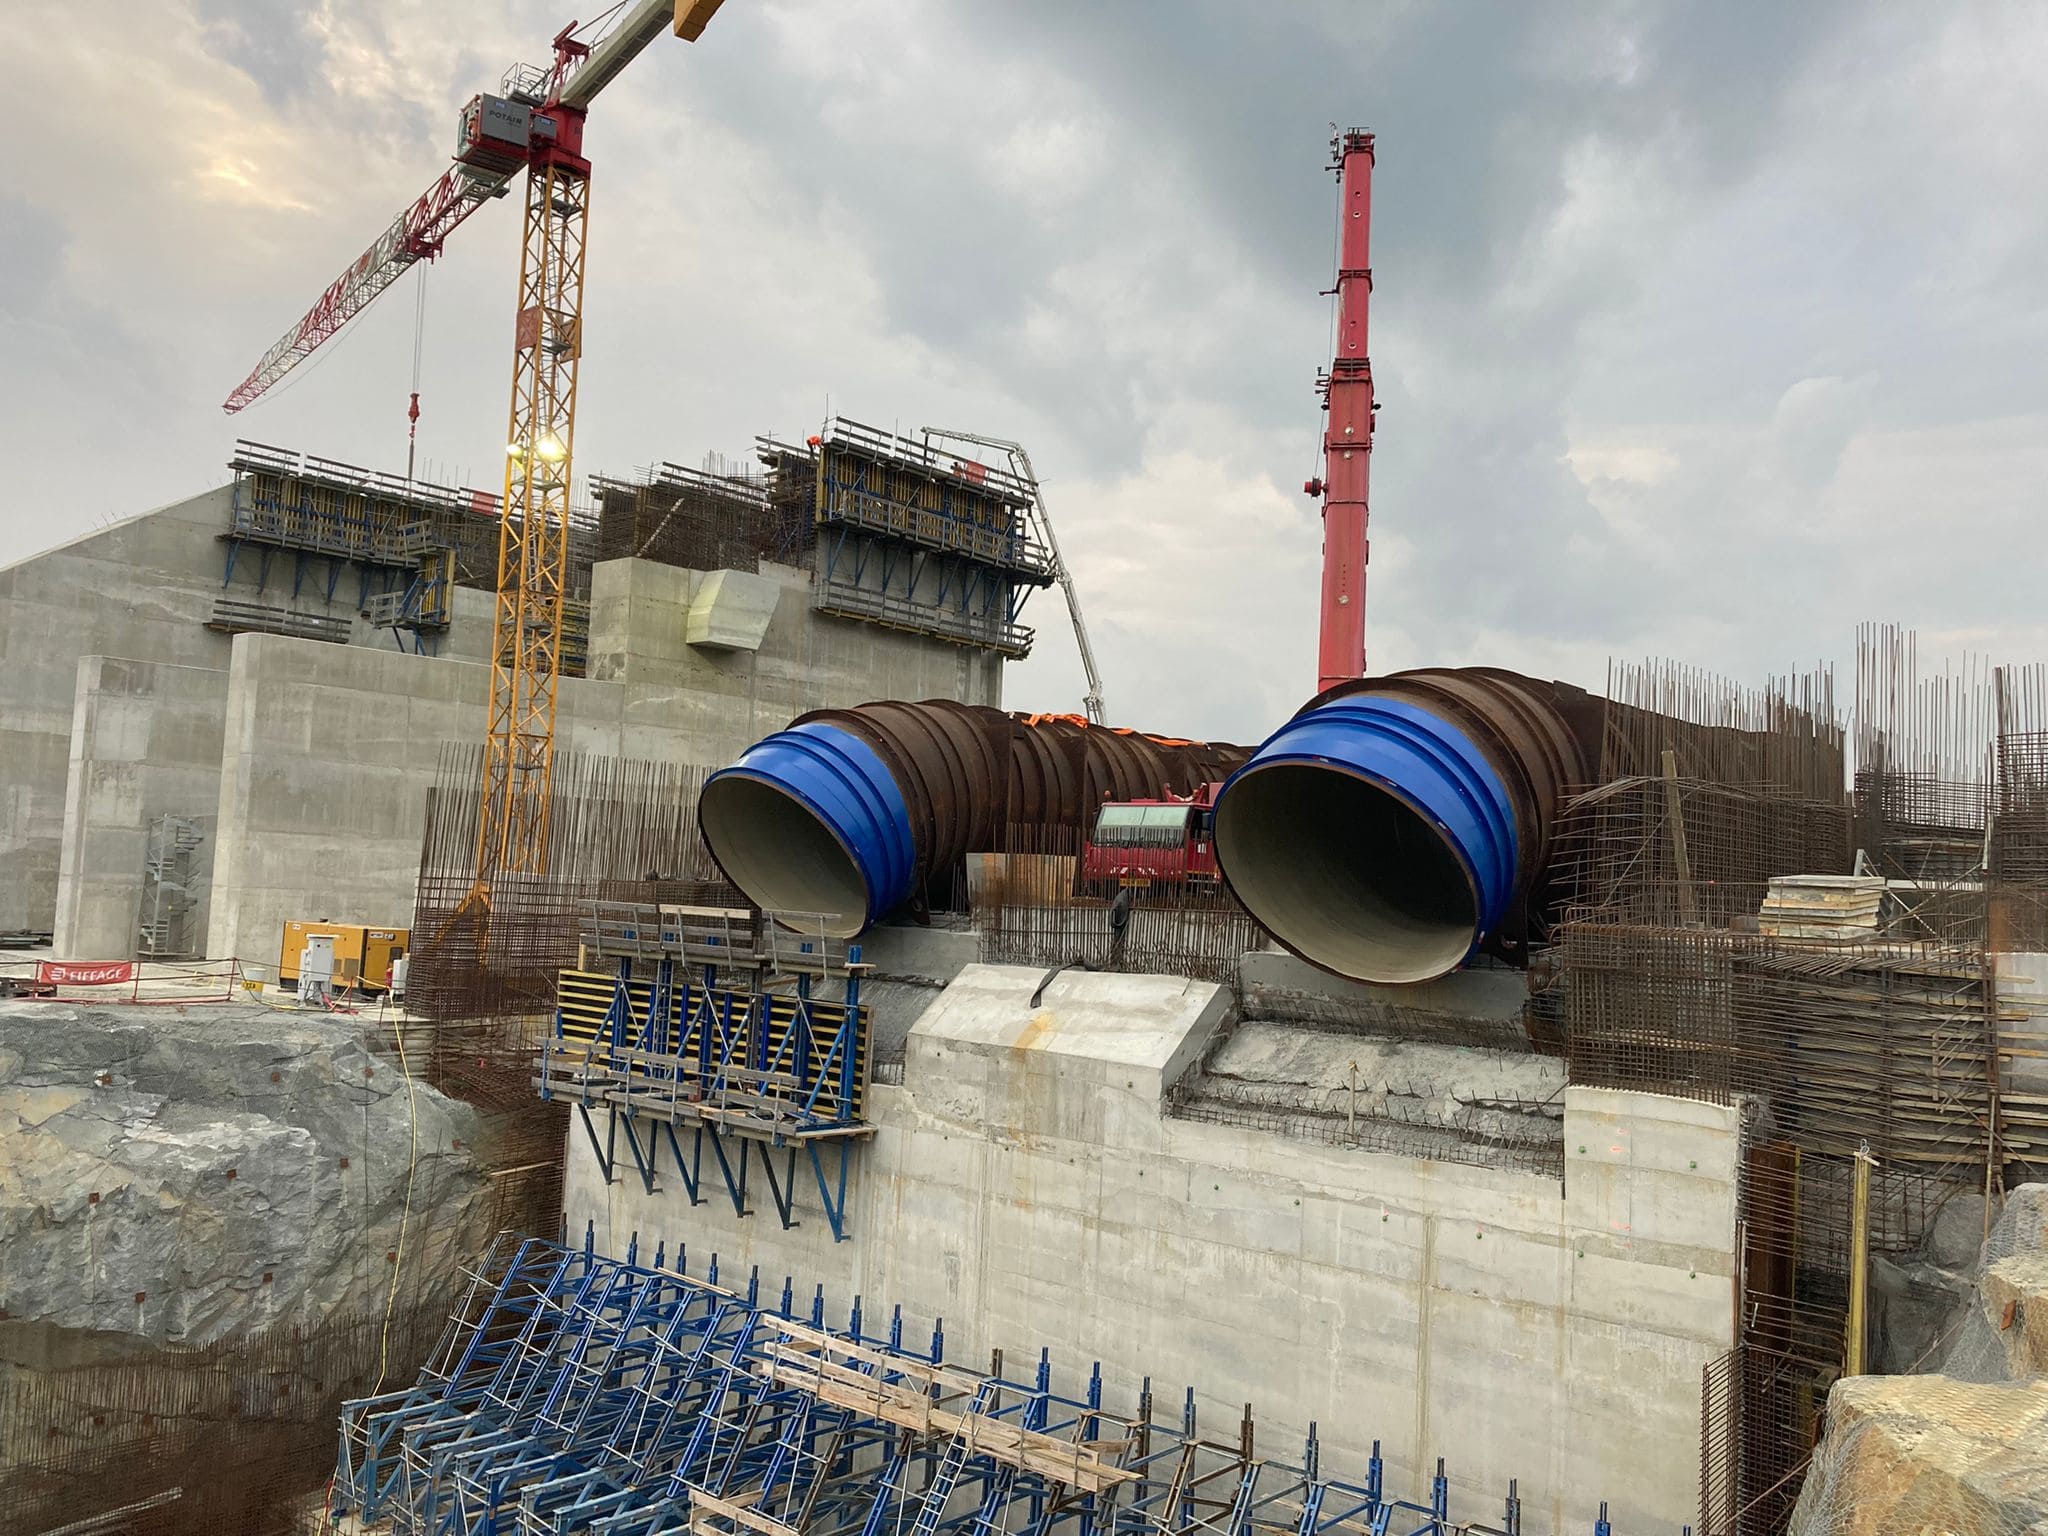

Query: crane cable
left=406, top=264, right=429, bottom=482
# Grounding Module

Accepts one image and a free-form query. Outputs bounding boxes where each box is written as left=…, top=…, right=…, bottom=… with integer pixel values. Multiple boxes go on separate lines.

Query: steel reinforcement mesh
left=591, top=455, right=812, bottom=575
left=1558, top=636, right=2048, bottom=1534
left=968, top=820, right=1264, bottom=986
left=409, top=744, right=742, bottom=1022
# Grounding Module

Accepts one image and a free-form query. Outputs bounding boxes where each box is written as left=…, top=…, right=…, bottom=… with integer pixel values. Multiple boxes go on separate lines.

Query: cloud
left=3, top=0, right=2047, bottom=745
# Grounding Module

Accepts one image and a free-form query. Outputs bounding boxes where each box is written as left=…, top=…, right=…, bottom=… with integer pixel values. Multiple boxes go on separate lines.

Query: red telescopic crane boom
left=1307, top=129, right=1376, bottom=692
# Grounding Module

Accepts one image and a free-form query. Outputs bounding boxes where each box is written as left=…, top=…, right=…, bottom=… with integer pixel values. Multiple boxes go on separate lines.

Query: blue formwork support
left=542, top=905, right=876, bottom=1242
left=341, top=1234, right=1651, bottom=1536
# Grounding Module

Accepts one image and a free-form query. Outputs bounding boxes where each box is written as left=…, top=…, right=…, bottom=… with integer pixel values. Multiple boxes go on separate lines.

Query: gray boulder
left=0, top=1001, right=493, bottom=1346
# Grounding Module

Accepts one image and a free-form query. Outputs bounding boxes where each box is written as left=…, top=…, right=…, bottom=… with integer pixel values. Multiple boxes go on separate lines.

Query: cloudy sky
left=7, top=1, right=2046, bottom=743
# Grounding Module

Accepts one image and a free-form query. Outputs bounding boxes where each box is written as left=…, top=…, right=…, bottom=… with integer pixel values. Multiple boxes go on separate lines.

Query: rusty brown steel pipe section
left=1212, top=668, right=1601, bottom=984
left=699, top=701, right=1249, bottom=938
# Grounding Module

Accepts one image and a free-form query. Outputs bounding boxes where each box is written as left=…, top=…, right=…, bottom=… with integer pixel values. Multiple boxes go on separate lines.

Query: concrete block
left=910, top=964, right=1230, bottom=1097
left=686, top=569, right=781, bottom=651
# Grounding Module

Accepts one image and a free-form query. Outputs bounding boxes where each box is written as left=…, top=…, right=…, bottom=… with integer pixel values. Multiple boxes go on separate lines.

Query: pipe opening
left=1215, top=762, right=1478, bottom=985
left=697, top=775, right=870, bottom=938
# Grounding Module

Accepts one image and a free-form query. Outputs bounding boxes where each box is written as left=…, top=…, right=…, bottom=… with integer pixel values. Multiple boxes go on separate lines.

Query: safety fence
left=968, top=821, right=1265, bottom=986
left=0, top=956, right=244, bottom=1006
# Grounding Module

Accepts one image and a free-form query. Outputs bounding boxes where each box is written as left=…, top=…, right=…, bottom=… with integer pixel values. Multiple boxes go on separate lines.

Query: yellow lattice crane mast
left=225, top=1, right=728, bottom=925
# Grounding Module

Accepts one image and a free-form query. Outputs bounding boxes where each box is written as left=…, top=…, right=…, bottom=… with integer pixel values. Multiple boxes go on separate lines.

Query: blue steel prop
left=1218, top=694, right=1519, bottom=955
left=540, top=903, right=875, bottom=1242
left=336, top=1232, right=1663, bottom=1536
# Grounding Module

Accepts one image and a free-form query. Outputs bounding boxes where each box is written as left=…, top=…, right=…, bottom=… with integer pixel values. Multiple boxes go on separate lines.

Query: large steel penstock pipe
left=1213, top=668, right=1590, bottom=985
left=700, top=701, right=1249, bottom=936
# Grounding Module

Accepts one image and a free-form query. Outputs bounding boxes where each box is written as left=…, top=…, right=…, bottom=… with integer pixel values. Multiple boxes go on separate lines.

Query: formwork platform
left=540, top=904, right=875, bottom=1241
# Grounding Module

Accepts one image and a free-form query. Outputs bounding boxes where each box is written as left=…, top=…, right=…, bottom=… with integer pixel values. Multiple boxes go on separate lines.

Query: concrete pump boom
left=922, top=427, right=1107, bottom=726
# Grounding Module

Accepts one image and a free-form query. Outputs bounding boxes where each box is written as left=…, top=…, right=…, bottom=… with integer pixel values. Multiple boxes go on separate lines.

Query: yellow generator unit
left=278, top=921, right=410, bottom=993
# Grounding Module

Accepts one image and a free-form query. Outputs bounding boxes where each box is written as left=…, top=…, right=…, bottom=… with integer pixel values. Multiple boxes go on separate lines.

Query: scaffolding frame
left=333, top=1229, right=1599, bottom=1536
left=764, top=418, right=1053, bottom=660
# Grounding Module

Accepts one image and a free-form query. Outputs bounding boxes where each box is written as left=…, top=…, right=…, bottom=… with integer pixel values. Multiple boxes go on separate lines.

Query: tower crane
left=920, top=427, right=1107, bottom=725
left=222, top=0, right=728, bottom=922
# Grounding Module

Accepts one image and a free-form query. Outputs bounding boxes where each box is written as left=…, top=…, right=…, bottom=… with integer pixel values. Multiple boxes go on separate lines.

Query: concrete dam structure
left=6, top=15, right=2045, bottom=1524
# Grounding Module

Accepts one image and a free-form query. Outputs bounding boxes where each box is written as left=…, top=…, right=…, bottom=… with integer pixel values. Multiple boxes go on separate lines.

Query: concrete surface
left=0, top=485, right=498, bottom=937
left=1239, top=948, right=1530, bottom=1019
left=566, top=964, right=1739, bottom=1532
left=853, top=923, right=983, bottom=984
left=587, top=557, right=1002, bottom=718
left=51, top=657, right=228, bottom=961
left=687, top=569, right=781, bottom=650
left=1188, top=1021, right=1567, bottom=1153
left=203, top=635, right=717, bottom=971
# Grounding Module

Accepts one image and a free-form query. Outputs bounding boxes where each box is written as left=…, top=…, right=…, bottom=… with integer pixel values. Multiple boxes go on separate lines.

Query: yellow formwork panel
left=554, top=969, right=868, bottom=1120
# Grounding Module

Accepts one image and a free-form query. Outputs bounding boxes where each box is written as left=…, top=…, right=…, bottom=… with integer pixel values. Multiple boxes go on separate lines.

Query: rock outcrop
left=1791, top=1183, right=2048, bottom=1535
left=0, top=1000, right=492, bottom=1347
left=1788, top=1375, right=2048, bottom=1535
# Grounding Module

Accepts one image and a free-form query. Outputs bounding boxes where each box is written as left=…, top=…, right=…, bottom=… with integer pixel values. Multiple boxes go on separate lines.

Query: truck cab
left=1080, top=785, right=1222, bottom=891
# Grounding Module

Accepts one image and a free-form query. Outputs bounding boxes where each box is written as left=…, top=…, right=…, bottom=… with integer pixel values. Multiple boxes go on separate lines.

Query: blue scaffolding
left=539, top=904, right=875, bottom=1242
left=331, top=1230, right=1668, bottom=1536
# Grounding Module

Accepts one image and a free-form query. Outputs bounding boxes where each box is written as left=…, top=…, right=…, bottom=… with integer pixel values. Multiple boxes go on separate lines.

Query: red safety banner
left=35, top=960, right=135, bottom=986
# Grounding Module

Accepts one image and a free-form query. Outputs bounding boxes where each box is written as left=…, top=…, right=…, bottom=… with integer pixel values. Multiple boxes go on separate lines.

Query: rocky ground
left=0, top=999, right=493, bottom=1349
left=1791, top=1184, right=2048, bottom=1535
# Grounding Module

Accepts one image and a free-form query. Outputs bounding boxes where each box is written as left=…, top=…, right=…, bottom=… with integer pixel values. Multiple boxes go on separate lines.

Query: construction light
left=506, top=442, right=525, bottom=458
left=536, top=433, right=568, bottom=463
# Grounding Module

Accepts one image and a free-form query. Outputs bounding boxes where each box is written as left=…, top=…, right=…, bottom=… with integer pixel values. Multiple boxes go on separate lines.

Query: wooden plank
left=689, top=1489, right=796, bottom=1536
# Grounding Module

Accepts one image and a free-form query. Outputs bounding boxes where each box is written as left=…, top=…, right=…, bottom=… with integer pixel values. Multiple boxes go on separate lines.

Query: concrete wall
left=52, top=657, right=229, bottom=960
left=588, top=557, right=1003, bottom=719
left=206, top=564, right=1007, bottom=971
left=1, top=473, right=1007, bottom=956
left=204, top=636, right=711, bottom=972
left=564, top=964, right=1739, bottom=1533
left=0, top=488, right=236, bottom=932
left=0, top=485, right=494, bottom=933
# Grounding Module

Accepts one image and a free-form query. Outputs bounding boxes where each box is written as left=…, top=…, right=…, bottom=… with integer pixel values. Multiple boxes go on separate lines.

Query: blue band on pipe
left=1220, top=695, right=1519, bottom=942
left=706, top=722, right=917, bottom=929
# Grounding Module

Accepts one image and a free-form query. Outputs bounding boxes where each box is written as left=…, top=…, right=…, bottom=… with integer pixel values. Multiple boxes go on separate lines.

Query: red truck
left=1080, top=783, right=1224, bottom=891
